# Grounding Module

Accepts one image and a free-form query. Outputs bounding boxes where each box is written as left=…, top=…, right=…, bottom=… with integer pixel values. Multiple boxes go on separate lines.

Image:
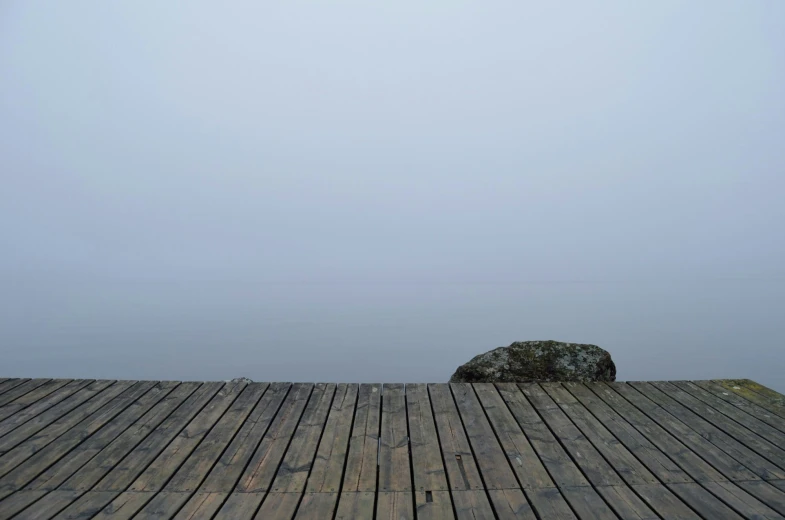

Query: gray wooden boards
left=0, top=378, right=784, bottom=519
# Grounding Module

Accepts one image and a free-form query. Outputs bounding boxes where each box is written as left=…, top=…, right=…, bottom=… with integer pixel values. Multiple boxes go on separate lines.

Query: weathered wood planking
left=0, top=378, right=783, bottom=520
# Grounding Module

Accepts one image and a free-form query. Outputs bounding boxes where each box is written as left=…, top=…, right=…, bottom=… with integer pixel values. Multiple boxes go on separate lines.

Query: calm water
left=2, top=277, right=783, bottom=392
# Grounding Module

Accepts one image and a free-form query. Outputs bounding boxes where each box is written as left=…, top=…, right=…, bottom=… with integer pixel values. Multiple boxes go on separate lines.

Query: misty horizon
left=1, top=1, right=783, bottom=391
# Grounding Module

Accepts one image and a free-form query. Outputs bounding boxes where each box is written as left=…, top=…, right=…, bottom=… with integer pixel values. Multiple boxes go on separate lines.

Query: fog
left=1, top=1, right=783, bottom=390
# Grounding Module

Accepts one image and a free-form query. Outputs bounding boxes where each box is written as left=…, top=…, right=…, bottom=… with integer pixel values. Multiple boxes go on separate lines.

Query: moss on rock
left=449, top=340, right=616, bottom=383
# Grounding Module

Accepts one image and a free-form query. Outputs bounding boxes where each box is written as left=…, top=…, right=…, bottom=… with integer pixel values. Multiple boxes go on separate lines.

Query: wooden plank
left=235, top=383, right=313, bottom=493
left=606, top=382, right=761, bottom=482
left=526, top=487, right=578, bottom=519
left=129, top=382, right=245, bottom=492
left=542, top=383, right=658, bottom=486
left=93, top=382, right=222, bottom=492
left=560, top=486, right=620, bottom=519
left=201, top=382, right=291, bottom=493
left=378, top=383, right=411, bottom=492
left=666, top=483, right=745, bottom=519
left=414, top=490, right=455, bottom=520
left=0, top=490, right=48, bottom=519
left=91, top=491, right=156, bottom=519
left=738, top=480, right=785, bottom=515
left=132, top=490, right=191, bottom=519
left=630, top=484, right=702, bottom=520
left=632, top=381, right=785, bottom=480
left=406, top=384, right=448, bottom=493
left=670, top=381, right=785, bottom=453
left=0, top=379, right=117, bottom=454
left=595, top=486, right=659, bottom=520
left=253, top=492, right=301, bottom=520
left=717, top=380, right=785, bottom=420
left=735, top=379, right=785, bottom=405
left=684, top=381, right=785, bottom=440
left=272, top=383, right=336, bottom=493
left=51, top=491, right=119, bottom=520
left=377, top=491, right=414, bottom=519
left=428, top=384, right=484, bottom=490
left=563, top=383, right=692, bottom=485
left=451, top=383, right=520, bottom=490
left=473, top=383, right=552, bottom=489
left=586, top=382, right=729, bottom=483
left=341, top=383, right=381, bottom=493
left=701, top=481, right=785, bottom=519
left=0, top=380, right=93, bottom=439
left=694, top=380, right=785, bottom=435
left=451, top=490, right=496, bottom=520
left=335, top=491, right=375, bottom=519
left=0, top=379, right=71, bottom=422
left=172, top=491, right=227, bottom=519
left=0, top=379, right=29, bottom=398
left=6, top=489, right=80, bottom=519
left=306, top=383, right=358, bottom=493
left=0, top=381, right=151, bottom=497
left=51, top=382, right=201, bottom=496
left=165, top=382, right=268, bottom=492
left=496, top=383, right=589, bottom=488
left=295, top=492, right=338, bottom=519
left=212, top=492, right=265, bottom=520
left=26, top=381, right=179, bottom=491
left=773, top=480, right=785, bottom=493
left=0, top=379, right=51, bottom=407
left=521, top=383, right=624, bottom=487
left=488, top=489, right=538, bottom=519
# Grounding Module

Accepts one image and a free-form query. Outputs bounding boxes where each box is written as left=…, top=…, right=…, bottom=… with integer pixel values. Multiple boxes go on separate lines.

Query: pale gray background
left=1, top=1, right=784, bottom=390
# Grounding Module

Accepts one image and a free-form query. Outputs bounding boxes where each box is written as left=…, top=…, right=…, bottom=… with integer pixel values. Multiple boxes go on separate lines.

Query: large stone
left=449, top=340, right=616, bottom=383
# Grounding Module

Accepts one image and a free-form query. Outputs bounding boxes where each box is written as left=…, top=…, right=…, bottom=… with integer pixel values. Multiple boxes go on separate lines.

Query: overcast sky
left=1, top=1, right=784, bottom=389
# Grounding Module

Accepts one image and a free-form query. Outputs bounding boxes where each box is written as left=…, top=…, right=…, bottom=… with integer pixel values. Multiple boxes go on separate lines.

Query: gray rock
left=449, top=340, right=616, bottom=383
left=231, top=377, right=254, bottom=383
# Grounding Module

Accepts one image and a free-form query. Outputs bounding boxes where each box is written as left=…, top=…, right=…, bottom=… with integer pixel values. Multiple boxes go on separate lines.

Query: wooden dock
left=0, top=378, right=784, bottom=519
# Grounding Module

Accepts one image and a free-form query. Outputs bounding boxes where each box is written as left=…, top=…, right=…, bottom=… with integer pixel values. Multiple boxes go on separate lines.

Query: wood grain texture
left=212, top=492, right=265, bottom=520
left=0, top=381, right=152, bottom=499
left=596, top=382, right=750, bottom=482
left=165, top=382, right=268, bottom=492
left=306, top=383, right=357, bottom=493
left=335, top=491, right=375, bottom=519
left=415, top=490, right=455, bottom=520
left=378, top=383, right=411, bottom=492
left=0, top=379, right=52, bottom=408
left=694, top=380, right=785, bottom=436
left=521, top=383, right=624, bottom=487
left=295, top=492, right=338, bottom=519
left=235, top=383, right=313, bottom=493
left=341, top=383, right=381, bottom=493
left=272, top=383, right=335, bottom=493
left=563, top=382, right=693, bottom=485
left=452, top=383, right=520, bottom=490
left=429, top=384, right=485, bottom=490
left=496, top=383, right=589, bottom=488
left=201, top=382, right=290, bottom=493
left=632, top=381, right=785, bottom=480
left=407, top=384, right=449, bottom=493
left=526, top=487, right=578, bottom=520
left=377, top=491, right=414, bottom=520
left=474, top=383, right=552, bottom=489
left=0, top=378, right=781, bottom=519
left=0, top=380, right=93, bottom=439
left=488, top=489, right=538, bottom=519
left=94, top=382, right=223, bottom=492
left=128, top=382, right=244, bottom=493
left=0, top=379, right=71, bottom=422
